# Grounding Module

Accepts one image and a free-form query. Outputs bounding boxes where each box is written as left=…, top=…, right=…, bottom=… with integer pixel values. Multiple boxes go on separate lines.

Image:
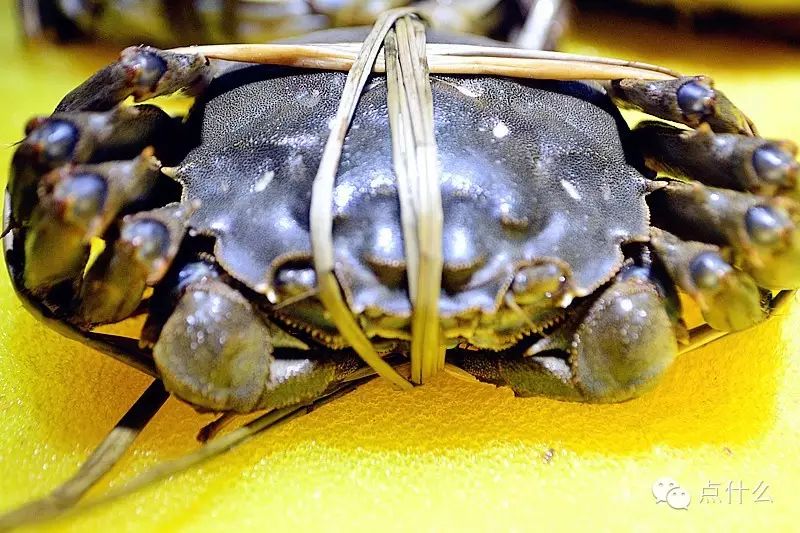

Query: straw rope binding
left=384, top=16, right=444, bottom=384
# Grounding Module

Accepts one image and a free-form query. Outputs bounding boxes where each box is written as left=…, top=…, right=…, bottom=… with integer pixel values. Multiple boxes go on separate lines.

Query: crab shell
left=177, top=63, right=649, bottom=350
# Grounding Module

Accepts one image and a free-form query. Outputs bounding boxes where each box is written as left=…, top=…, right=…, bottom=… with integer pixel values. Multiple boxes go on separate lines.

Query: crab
left=2, top=7, right=799, bottom=527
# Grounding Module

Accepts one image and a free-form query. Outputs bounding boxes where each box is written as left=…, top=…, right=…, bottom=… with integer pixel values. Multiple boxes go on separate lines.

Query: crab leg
left=10, top=105, right=173, bottom=224
left=51, top=378, right=369, bottom=525
left=625, top=84, right=800, bottom=333
left=649, top=228, right=766, bottom=331
left=23, top=149, right=162, bottom=292
left=55, top=47, right=210, bottom=113
left=76, top=202, right=193, bottom=326
left=648, top=180, right=800, bottom=290
left=0, top=380, right=169, bottom=530
left=11, top=46, right=201, bottom=229
left=605, top=75, right=755, bottom=135
left=632, top=121, right=798, bottom=197
left=24, top=105, right=173, bottom=163
left=0, top=376, right=372, bottom=529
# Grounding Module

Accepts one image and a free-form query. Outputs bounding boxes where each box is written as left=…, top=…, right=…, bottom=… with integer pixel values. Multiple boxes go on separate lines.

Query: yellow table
left=0, top=4, right=798, bottom=531
left=633, top=0, right=800, bottom=15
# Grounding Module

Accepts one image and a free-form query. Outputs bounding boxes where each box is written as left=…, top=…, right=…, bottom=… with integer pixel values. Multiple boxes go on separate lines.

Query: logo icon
left=652, top=477, right=691, bottom=510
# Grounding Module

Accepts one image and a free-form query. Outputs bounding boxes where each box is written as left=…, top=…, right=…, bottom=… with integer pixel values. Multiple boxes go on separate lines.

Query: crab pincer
left=462, top=261, right=678, bottom=403
left=151, top=270, right=367, bottom=413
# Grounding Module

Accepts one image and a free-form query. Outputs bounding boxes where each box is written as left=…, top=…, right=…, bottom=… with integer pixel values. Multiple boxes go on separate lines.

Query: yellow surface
left=634, top=0, right=800, bottom=15
left=1, top=5, right=799, bottom=532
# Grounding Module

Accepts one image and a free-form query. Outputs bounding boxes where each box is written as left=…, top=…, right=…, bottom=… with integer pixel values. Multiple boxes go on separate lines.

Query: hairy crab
left=2, top=7, right=798, bottom=527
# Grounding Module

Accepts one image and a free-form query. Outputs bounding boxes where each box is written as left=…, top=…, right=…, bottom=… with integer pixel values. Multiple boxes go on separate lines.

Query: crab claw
left=463, top=269, right=678, bottom=403
left=566, top=273, right=678, bottom=402
left=153, top=278, right=275, bottom=413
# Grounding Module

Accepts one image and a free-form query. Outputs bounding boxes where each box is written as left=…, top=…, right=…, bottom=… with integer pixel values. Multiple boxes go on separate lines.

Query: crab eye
left=689, top=251, right=732, bottom=290
left=121, top=219, right=171, bottom=269
left=753, top=145, right=797, bottom=185
left=745, top=205, right=792, bottom=245
left=676, top=79, right=715, bottom=119
left=511, top=262, right=567, bottom=305
left=26, top=119, right=79, bottom=165
left=53, top=172, right=107, bottom=227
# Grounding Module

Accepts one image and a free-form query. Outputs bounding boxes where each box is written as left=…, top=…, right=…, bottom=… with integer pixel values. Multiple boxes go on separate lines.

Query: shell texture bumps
left=177, top=65, right=650, bottom=347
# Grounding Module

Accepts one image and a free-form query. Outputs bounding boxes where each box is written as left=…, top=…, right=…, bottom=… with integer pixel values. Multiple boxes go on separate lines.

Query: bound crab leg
left=456, top=263, right=679, bottom=403
left=11, top=45, right=207, bottom=226
left=604, top=75, right=755, bottom=135
left=8, top=47, right=205, bottom=323
left=55, top=47, right=210, bottom=113
left=76, top=202, right=193, bottom=326
left=609, top=79, right=800, bottom=340
left=5, top=102, right=192, bottom=375
left=23, top=149, right=162, bottom=292
left=648, top=180, right=800, bottom=290
left=9, top=105, right=174, bottom=225
left=632, top=121, right=799, bottom=197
